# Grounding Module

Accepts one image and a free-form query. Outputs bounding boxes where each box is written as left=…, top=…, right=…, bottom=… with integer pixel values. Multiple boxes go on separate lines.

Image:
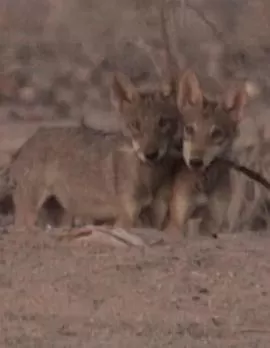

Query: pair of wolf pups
left=6, top=68, right=247, bottom=237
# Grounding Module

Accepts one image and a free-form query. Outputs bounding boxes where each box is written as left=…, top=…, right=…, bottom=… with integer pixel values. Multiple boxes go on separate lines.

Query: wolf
left=156, top=69, right=248, bottom=237
left=7, top=72, right=182, bottom=231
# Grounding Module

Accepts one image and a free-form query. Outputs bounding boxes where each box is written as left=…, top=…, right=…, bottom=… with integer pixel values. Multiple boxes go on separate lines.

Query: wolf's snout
left=189, top=157, right=204, bottom=170
left=145, top=150, right=160, bottom=162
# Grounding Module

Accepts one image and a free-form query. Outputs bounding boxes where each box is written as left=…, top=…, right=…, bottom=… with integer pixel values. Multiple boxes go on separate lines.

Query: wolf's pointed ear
left=222, top=84, right=247, bottom=121
left=111, top=72, right=139, bottom=112
left=176, top=69, right=203, bottom=110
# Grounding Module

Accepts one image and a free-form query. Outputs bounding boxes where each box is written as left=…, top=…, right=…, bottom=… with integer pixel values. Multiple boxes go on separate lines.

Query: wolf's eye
left=210, top=126, right=224, bottom=141
left=131, top=120, right=141, bottom=131
left=158, top=118, right=168, bottom=129
left=184, top=124, right=195, bottom=137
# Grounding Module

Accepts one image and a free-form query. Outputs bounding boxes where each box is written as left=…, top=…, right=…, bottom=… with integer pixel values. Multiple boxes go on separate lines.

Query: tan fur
left=165, top=160, right=231, bottom=237
left=9, top=72, right=181, bottom=231
left=160, top=70, right=248, bottom=237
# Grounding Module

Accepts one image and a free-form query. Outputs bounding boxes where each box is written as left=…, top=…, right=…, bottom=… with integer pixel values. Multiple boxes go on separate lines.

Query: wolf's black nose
left=189, top=158, right=204, bottom=170
left=145, top=151, right=159, bottom=161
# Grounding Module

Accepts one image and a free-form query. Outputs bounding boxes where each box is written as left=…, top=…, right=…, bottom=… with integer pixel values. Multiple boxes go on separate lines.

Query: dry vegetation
left=1, top=1, right=270, bottom=346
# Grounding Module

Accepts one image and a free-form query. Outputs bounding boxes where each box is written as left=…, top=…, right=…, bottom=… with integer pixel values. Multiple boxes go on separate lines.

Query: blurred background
left=0, top=0, right=270, bottom=231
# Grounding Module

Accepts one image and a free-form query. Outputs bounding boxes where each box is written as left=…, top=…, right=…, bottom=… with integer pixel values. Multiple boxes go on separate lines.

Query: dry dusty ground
left=1, top=225, right=270, bottom=347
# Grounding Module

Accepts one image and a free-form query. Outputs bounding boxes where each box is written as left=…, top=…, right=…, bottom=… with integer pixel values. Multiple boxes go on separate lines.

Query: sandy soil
left=1, top=226, right=270, bottom=348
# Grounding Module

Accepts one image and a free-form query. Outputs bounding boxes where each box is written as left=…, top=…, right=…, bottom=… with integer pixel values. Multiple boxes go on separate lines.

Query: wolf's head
left=111, top=72, right=180, bottom=163
left=176, top=70, right=247, bottom=171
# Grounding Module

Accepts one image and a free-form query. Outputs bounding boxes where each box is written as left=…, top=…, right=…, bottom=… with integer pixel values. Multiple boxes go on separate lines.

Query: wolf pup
left=8, top=72, right=181, bottom=231
left=162, top=70, right=248, bottom=237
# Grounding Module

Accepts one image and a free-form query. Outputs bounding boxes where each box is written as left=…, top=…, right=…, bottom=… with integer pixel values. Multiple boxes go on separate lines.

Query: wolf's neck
left=203, top=162, right=231, bottom=194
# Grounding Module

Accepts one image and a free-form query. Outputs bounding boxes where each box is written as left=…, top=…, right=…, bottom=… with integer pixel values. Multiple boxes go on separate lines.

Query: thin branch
left=160, top=0, right=179, bottom=86
left=180, top=0, right=186, bottom=31
left=186, top=2, right=225, bottom=44
left=237, top=328, right=270, bottom=334
left=134, top=37, right=163, bottom=78
left=55, top=224, right=149, bottom=248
